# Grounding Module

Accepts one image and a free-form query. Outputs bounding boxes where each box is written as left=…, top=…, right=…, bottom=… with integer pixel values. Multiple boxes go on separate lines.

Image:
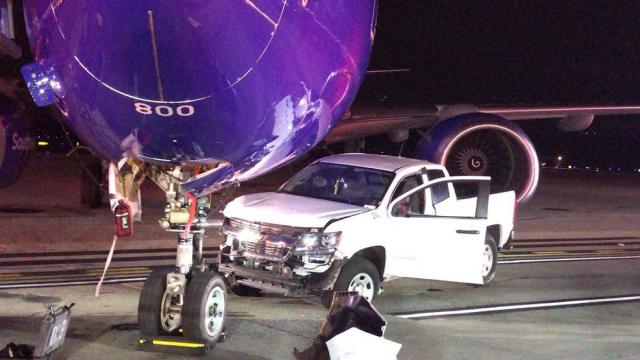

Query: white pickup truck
left=218, top=153, right=516, bottom=305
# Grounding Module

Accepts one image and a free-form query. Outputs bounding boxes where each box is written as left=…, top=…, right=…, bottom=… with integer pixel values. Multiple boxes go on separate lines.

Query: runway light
left=37, top=141, right=49, bottom=146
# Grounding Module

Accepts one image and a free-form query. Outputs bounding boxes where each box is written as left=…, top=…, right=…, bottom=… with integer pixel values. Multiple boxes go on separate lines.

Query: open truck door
left=384, top=177, right=491, bottom=284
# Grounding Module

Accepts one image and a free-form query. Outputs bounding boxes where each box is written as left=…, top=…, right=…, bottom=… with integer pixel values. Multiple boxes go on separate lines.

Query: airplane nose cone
left=52, top=1, right=289, bottom=102
left=30, top=1, right=377, bottom=185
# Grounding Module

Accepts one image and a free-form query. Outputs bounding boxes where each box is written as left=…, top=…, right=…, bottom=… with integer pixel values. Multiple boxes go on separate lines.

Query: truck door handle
left=456, top=229, right=480, bottom=235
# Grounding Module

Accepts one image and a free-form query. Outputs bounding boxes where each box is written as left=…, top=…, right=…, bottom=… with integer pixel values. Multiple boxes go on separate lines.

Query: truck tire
left=327, top=256, right=380, bottom=307
left=482, top=234, right=498, bottom=284
left=182, top=271, right=227, bottom=344
left=138, top=267, right=180, bottom=336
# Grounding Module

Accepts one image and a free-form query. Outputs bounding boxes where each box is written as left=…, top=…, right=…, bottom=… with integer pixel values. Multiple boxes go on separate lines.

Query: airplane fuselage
left=22, top=1, right=376, bottom=192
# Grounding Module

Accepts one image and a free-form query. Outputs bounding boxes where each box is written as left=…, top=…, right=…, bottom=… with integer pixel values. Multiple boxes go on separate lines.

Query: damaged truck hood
left=223, top=192, right=371, bottom=228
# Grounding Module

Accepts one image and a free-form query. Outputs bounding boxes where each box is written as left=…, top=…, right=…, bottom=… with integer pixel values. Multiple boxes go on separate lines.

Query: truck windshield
left=279, top=162, right=395, bottom=207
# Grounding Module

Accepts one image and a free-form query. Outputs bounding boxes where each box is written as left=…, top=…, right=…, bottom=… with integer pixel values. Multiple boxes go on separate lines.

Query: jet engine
left=417, top=113, right=539, bottom=203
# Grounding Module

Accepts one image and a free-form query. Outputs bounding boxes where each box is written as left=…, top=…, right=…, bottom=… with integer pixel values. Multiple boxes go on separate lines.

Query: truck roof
left=317, top=153, right=437, bottom=172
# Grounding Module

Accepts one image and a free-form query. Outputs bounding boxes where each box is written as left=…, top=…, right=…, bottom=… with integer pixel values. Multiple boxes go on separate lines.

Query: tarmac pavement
left=1, top=155, right=639, bottom=359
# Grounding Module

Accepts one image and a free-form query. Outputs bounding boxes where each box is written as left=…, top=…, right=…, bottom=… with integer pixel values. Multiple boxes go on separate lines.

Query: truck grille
left=225, top=218, right=310, bottom=262
left=243, top=241, right=290, bottom=260
left=228, top=218, right=309, bottom=237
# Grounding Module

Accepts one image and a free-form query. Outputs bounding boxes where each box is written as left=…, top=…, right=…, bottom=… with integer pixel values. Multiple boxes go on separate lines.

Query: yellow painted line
left=0, top=267, right=151, bottom=279
left=78, top=267, right=152, bottom=275
left=151, top=340, right=205, bottom=348
left=0, top=267, right=151, bottom=277
left=500, top=251, right=640, bottom=259
left=0, top=266, right=151, bottom=275
left=595, top=249, right=625, bottom=254
left=499, top=253, right=561, bottom=258
left=0, top=269, right=152, bottom=281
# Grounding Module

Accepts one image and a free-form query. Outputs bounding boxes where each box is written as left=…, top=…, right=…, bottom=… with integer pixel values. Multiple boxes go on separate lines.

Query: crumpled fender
left=307, top=257, right=347, bottom=291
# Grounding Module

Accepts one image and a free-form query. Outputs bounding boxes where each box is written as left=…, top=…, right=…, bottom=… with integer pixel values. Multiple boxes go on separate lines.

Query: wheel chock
left=137, top=330, right=226, bottom=356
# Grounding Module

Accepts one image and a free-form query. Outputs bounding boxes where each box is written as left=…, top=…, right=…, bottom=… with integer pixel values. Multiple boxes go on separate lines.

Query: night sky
left=360, top=1, right=640, bottom=170
left=3, top=1, right=640, bottom=170
left=367, top=1, right=640, bottom=105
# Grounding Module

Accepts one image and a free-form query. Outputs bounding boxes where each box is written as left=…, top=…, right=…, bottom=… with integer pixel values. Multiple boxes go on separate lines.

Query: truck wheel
left=330, top=257, right=380, bottom=306
left=138, top=267, right=181, bottom=336
left=482, top=234, right=498, bottom=284
left=182, top=271, right=227, bottom=344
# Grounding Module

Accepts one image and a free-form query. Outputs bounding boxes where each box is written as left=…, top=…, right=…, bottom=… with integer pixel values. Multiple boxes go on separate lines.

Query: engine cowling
left=417, top=113, right=539, bottom=203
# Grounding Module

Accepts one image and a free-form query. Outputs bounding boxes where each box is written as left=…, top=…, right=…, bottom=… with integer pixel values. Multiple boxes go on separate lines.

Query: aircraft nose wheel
left=138, top=267, right=182, bottom=336
left=205, top=288, right=225, bottom=337
left=182, top=271, right=227, bottom=344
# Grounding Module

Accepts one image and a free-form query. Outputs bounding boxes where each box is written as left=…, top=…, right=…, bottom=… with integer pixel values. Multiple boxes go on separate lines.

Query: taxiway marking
left=0, top=276, right=147, bottom=289
left=393, top=294, right=640, bottom=319
left=0, top=267, right=152, bottom=281
left=498, top=249, right=640, bottom=258
left=0, top=246, right=220, bottom=259
left=498, top=254, right=640, bottom=264
left=2, top=237, right=638, bottom=289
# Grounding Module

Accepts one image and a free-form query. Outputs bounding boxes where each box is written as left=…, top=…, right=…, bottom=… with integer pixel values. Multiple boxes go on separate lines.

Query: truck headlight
left=295, top=231, right=342, bottom=251
left=298, top=233, right=320, bottom=250
left=320, top=232, right=341, bottom=247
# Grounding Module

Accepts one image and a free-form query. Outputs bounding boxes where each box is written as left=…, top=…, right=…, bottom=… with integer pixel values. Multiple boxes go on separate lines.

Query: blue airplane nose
left=24, top=0, right=377, bottom=193
left=50, top=2, right=294, bottom=102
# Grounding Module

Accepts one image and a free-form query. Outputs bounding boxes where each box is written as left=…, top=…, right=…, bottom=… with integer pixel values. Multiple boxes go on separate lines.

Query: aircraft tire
left=138, top=267, right=180, bottom=336
left=182, top=271, right=227, bottom=344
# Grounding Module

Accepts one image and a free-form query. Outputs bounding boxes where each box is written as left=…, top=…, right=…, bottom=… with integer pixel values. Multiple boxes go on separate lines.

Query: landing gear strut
left=138, top=167, right=229, bottom=353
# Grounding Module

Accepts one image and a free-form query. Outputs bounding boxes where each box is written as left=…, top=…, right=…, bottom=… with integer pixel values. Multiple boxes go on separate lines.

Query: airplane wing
left=326, top=104, right=640, bottom=143
left=479, top=105, right=640, bottom=120
left=325, top=106, right=438, bottom=143
left=325, top=103, right=640, bottom=203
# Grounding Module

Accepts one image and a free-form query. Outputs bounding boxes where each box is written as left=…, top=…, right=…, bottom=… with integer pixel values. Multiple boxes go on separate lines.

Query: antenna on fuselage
left=366, top=68, right=411, bottom=75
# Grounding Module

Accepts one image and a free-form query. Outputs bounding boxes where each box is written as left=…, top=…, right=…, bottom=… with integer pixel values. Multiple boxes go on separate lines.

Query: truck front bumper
left=218, top=258, right=345, bottom=296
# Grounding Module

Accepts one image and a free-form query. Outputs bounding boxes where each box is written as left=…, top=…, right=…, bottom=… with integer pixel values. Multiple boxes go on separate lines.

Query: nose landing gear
left=138, top=167, right=231, bottom=354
